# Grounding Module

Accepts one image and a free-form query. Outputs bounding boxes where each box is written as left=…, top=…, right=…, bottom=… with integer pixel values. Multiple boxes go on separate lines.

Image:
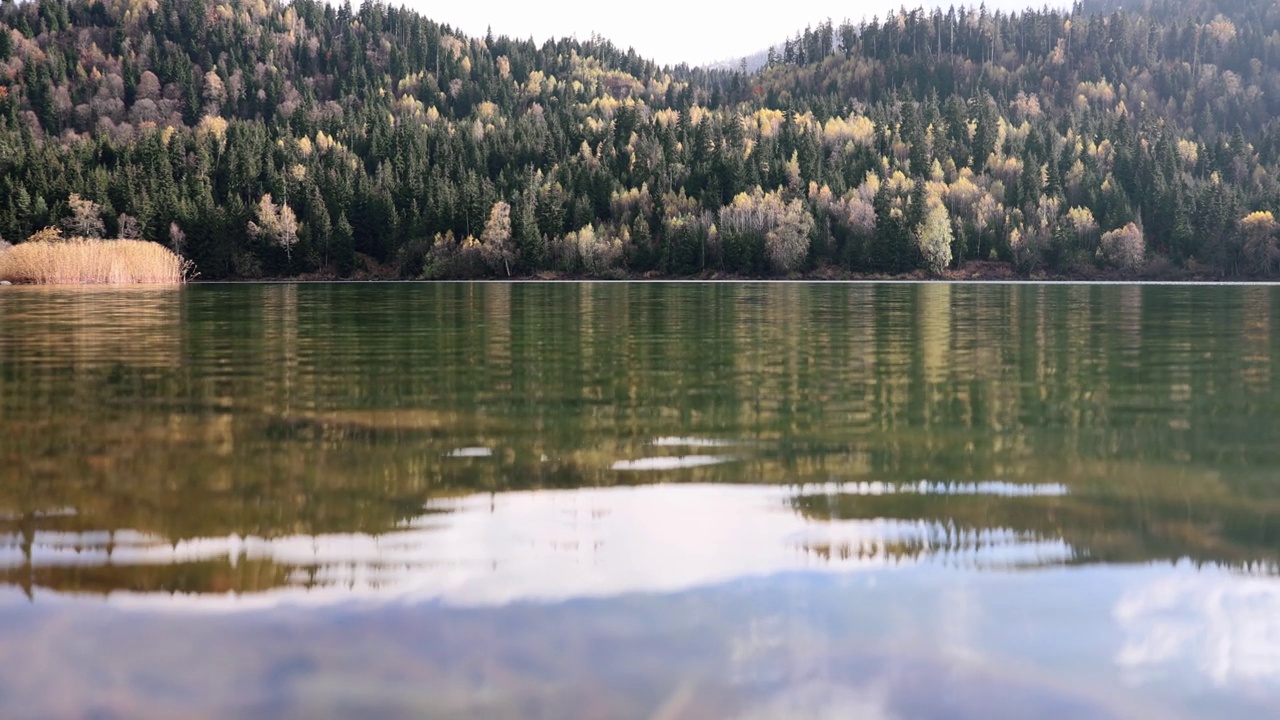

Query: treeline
left=2, top=0, right=1280, bottom=278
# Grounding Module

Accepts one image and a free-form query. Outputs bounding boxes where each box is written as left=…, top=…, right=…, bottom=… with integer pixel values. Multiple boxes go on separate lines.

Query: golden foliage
left=917, top=198, right=953, bottom=274
left=1063, top=206, right=1100, bottom=245
left=652, top=108, right=680, bottom=128
left=553, top=224, right=622, bottom=275
left=195, top=114, right=228, bottom=141
left=27, top=226, right=67, bottom=244
left=247, top=194, right=299, bottom=260
left=1240, top=211, right=1279, bottom=273
left=525, top=70, right=546, bottom=96
left=1100, top=223, right=1146, bottom=271
left=610, top=185, right=652, bottom=224
left=884, top=170, right=914, bottom=196
left=1240, top=210, right=1277, bottom=231
left=395, top=94, right=426, bottom=117
left=944, top=172, right=981, bottom=215
left=0, top=239, right=190, bottom=284
left=750, top=108, right=785, bottom=138
left=1077, top=80, right=1117, bottom=107
left=822, top=114, right=875, bottom=148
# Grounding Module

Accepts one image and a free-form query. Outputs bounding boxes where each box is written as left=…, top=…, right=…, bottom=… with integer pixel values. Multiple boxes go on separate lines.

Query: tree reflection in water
left=4, top=282, right=1280, bottom=716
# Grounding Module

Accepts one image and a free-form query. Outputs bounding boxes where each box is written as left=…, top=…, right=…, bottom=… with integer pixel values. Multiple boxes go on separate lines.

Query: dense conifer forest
left=2, top=0, right=1280, bottom=279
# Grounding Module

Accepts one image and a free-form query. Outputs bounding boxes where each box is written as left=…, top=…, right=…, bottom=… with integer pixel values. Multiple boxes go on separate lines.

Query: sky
left=404, top=0, right=1062, bottom=68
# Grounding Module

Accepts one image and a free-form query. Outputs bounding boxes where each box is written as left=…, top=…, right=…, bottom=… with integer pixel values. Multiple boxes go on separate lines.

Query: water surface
left=2, top=282, right=1279, bottom=718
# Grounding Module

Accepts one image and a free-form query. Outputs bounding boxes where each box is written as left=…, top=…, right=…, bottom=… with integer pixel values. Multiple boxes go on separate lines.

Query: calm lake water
left=2, top=281, right=1279, bottom=718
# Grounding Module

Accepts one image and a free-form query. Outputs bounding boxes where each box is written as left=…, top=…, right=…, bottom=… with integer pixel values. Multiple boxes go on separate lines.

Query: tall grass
left=0, top=238, right=191, bottom=284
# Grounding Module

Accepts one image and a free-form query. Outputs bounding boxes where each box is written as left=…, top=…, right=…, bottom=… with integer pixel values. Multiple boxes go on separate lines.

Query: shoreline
left=0, top=260, right=1249, bottom=285
left=224, top=260, right=1236, bottom=284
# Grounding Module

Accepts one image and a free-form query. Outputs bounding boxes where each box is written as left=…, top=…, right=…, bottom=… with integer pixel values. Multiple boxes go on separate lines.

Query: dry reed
left=0, top=238, right=191, bottom=284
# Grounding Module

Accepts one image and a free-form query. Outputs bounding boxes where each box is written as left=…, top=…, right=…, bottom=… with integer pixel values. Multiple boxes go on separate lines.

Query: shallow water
left=2, top=282, right=1279, bottom=718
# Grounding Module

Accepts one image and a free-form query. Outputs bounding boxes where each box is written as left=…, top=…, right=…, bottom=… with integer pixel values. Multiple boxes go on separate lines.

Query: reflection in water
left=2, top=283, right=1280, bottom=588
left=611, top=455, right=742, bottom=470
left=0, top=285, right=183, bottom=369
left=650, top=436, right=744, bottom=448
left=5, top=282, right=1280, bottom=716
left=2, top=483, right=1075, bottom=607
left=445, top=446, right=495, bottom=458
left=1116, top=571, right=1280, bottom=689
left=918, top=282, right=951, bottom=385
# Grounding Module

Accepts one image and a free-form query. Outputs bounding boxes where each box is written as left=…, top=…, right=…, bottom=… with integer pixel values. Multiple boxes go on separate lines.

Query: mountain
left=0, top=0, right=1278, bottom=279
left=705, top=48, right=771, bottom=74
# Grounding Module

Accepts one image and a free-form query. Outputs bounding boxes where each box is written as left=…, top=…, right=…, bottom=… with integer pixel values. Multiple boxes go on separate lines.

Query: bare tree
left=480, top=201, right=514, bottom=276
left=765, top=199, right=814, bottom=274
left=118, top=213, right=143, bottom=239
left=1100, top=223, right=1146, bottom=271
left=136, top=71, right=162, bottom=102
left=719, top=187, right=813, bottom=274
left=169, top=222, right=186, bottom=257
left=203, top=70, right=227, bottom=113
left=64, top=193, right=105, bottom=238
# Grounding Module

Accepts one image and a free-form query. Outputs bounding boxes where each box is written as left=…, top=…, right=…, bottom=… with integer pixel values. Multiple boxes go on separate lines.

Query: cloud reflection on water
left=0, top=482, right=1074, bottom=610
left=3, top=482, right=1280, bottom=714
left=7, top=478, right=1280, bottom=699
left=1116, top=570, right=1280, bottom=690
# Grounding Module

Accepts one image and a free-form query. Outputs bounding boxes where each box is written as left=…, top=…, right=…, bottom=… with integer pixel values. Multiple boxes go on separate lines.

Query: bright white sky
left=407, top=1, right=1060, bottom=67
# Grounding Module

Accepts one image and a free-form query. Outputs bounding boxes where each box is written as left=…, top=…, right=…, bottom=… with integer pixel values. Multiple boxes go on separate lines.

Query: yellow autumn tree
left=1240, top=211, right=1279, bottom=275
left=248, top=194, right=299, bottom=263
left=1061, top=206, right=1100, bottom=253
left=916, top=196, right=953, bottom=274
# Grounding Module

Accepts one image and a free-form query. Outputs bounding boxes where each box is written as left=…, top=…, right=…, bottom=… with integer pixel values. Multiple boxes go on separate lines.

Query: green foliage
left=0, top=0, right=1278, bottom=277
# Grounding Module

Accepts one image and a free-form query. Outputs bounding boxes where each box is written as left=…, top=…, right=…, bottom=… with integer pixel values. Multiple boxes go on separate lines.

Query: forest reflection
left=2, top=282, right=1280, bottom=600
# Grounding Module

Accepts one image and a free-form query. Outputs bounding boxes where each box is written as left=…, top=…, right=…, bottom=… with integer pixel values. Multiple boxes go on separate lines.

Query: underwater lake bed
left=1, top=281, right=1278, bottom=718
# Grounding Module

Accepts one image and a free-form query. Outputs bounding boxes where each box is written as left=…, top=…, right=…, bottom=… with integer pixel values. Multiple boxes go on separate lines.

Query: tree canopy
left=0, top=0, right=1279, bottom=278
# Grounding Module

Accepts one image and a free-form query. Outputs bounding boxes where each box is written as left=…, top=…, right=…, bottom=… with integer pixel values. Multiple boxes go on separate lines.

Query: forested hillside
left=2, top=0, right=1280, bottom=278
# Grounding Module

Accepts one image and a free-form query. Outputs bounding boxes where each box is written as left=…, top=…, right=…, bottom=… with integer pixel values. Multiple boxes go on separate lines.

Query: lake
left=1, top=281, right=1278, bottom=718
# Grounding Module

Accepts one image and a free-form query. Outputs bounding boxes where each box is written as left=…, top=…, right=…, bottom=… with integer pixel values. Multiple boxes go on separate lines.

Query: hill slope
left=0, top=0, right=1278, bottom=278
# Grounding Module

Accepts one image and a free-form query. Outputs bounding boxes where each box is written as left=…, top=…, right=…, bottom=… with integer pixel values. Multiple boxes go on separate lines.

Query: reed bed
left=0, top=238, right=189, bottom=284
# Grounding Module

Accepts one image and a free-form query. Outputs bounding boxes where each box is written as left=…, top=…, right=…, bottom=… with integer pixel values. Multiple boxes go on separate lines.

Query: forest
left=1, top=0, right=1280, bottom=279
